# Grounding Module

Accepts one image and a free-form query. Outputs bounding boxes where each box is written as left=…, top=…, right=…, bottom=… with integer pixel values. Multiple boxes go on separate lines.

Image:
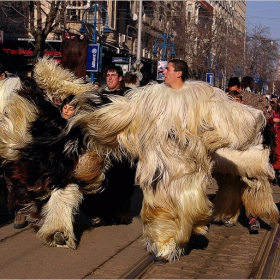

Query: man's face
left=163, top=62, right=179, bottom=87
left=106, top=70, right=122, bottom=91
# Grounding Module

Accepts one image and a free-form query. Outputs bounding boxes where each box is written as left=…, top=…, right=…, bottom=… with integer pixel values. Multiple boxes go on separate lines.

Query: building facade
left=0, top=0, right=248, bottom=87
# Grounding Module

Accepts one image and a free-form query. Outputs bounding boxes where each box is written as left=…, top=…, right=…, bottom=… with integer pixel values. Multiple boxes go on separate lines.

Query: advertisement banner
left=86, top=44, right=99, bottom=72
left=115, top=63, right=129, bottom=76
left=157, top=61, right=167, bottom=80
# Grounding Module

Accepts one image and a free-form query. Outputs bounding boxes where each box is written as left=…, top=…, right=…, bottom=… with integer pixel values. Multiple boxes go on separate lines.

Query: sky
left=246, top=1, right=280, bottom=41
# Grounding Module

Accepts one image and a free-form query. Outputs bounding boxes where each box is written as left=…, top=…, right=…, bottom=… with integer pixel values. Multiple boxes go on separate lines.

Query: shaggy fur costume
left=33, top=57, right=95, bottom=101
left=34, top=57, right=135, bottom=226
left=68, top=81, right=279, bottom=261
left=0, top=76, right=110, bottom=248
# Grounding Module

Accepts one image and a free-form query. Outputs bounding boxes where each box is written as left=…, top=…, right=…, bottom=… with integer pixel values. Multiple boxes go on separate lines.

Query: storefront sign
left=2, top=48, right=61, bottom=57
left=112, top=57, right=130, bottom=63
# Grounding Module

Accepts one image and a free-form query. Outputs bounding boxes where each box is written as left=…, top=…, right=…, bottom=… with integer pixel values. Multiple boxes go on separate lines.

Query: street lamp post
left=233, top=64, right=244, bottom=78
left=79, top=4, right=112, bottom=82
left=152, top=33, right=175, bottom=61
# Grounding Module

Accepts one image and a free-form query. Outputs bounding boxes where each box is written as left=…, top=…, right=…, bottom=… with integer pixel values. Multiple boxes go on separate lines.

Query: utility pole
left=136, top=0, right=142, bottom=63
left=135, top=0, right=143, bottom=82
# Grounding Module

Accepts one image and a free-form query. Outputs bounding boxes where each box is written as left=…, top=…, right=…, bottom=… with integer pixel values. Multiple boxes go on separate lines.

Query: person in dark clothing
left=81, top=64, right=136, bottom=227
left=99, top=65, right=131, bottom=96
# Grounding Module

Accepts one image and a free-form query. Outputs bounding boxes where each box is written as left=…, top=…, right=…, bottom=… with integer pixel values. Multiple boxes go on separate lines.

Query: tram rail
left=118, top=222, right=280, bottom=279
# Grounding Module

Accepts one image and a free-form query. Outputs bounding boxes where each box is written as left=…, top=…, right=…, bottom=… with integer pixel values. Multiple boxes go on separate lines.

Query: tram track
left=118, top=222, right=280, bottom=279
left=249, top=222, right=280, bottom=279
left=118, top=254, right=155, bottom=279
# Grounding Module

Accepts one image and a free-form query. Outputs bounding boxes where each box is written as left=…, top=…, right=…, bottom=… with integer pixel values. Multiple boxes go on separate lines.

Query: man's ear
left=119, top=76, right=123, bottom=82
left=176, top=71, right=182, bottom=78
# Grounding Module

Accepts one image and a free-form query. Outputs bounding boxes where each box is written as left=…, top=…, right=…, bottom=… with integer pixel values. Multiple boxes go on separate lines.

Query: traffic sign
left=86, top=44, right=99, bottom=72
left=206, top=73, right=214, bottom=86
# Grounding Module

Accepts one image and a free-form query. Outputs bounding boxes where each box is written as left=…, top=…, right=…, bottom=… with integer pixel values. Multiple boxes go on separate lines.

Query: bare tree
left=0, top=1, right=68, bottom=64
left=245, top=24, right=279, bottom=93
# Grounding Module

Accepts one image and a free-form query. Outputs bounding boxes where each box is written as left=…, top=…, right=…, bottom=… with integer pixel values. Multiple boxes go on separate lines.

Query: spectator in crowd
left=61, top=95, right=76, bottom=120
left=241, top=76, right=255, bottom=92
left=267, top=101, right=280, bottom=186
left=227, top=76, right=268, bottom=117
left=227, top=90, right=243, bottom=103
left=227, top=77, right=241, bottom=92
left=81, top=64, right=136, bottom=227
left=100, top=65, right=130, bottom=96
left=93, top=81, right=100, bottom=89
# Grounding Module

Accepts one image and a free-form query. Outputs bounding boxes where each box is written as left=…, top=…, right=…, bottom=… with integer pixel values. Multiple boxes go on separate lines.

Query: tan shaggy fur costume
left=69, top=81, right=279, bottom=261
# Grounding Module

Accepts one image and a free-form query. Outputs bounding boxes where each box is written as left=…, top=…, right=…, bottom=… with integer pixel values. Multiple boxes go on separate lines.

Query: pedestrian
left=241, top=76, right=255, bottom=92
left=100, top=64, right=130, bottom=96
left=93, top=81, right=100, bottom=89
left=227, top=76, right=268, bottom=117
left=72, top=59, right=278, bottom=262
left=80, top=64, right=136, bottom=227
left=267, top=101, right=280, bottom=185
left=227, top=90, right=243, bottom=103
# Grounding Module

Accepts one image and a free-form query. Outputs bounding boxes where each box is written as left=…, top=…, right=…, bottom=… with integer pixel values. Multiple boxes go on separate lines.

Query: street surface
left=0, top=183, right=280, bottom=279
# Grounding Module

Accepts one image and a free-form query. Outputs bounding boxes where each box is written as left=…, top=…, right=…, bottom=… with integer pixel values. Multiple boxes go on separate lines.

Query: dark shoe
left=223, top=218, right=235, bottom=227
left=249, top=217, right=260, bottom=231
left=54, top=232, right=66, bottom=246
left=14, top=211, right=28, bottom=229
left=91, top=217, right=107, bottom=227
left=154, top=256, right=168, bottom=266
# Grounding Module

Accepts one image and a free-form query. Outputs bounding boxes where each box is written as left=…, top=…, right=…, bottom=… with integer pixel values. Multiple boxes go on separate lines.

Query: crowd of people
left=0, top=58, right=279, bottom=264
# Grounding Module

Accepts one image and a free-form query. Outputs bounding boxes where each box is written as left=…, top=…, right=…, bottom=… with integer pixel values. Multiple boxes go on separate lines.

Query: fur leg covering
left=212, top=173, right=244, bottom=223
left=242, top=177, right=279, bottom=222
left=36, top=184, right=83, bottom=249
left=141, top=167, right=212, bottom=262
left=212, top=146, right=279, bottom=222
left=74, top=151, right=109, bottom=194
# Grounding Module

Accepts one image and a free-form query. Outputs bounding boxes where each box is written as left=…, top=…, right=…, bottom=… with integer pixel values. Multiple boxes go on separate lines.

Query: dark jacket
left=99, top=86, right=131, bottom=97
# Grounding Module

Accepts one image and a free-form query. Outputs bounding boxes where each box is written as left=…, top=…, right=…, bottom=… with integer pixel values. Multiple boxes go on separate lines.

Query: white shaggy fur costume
left=70, top=81, right=279, bottom=261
